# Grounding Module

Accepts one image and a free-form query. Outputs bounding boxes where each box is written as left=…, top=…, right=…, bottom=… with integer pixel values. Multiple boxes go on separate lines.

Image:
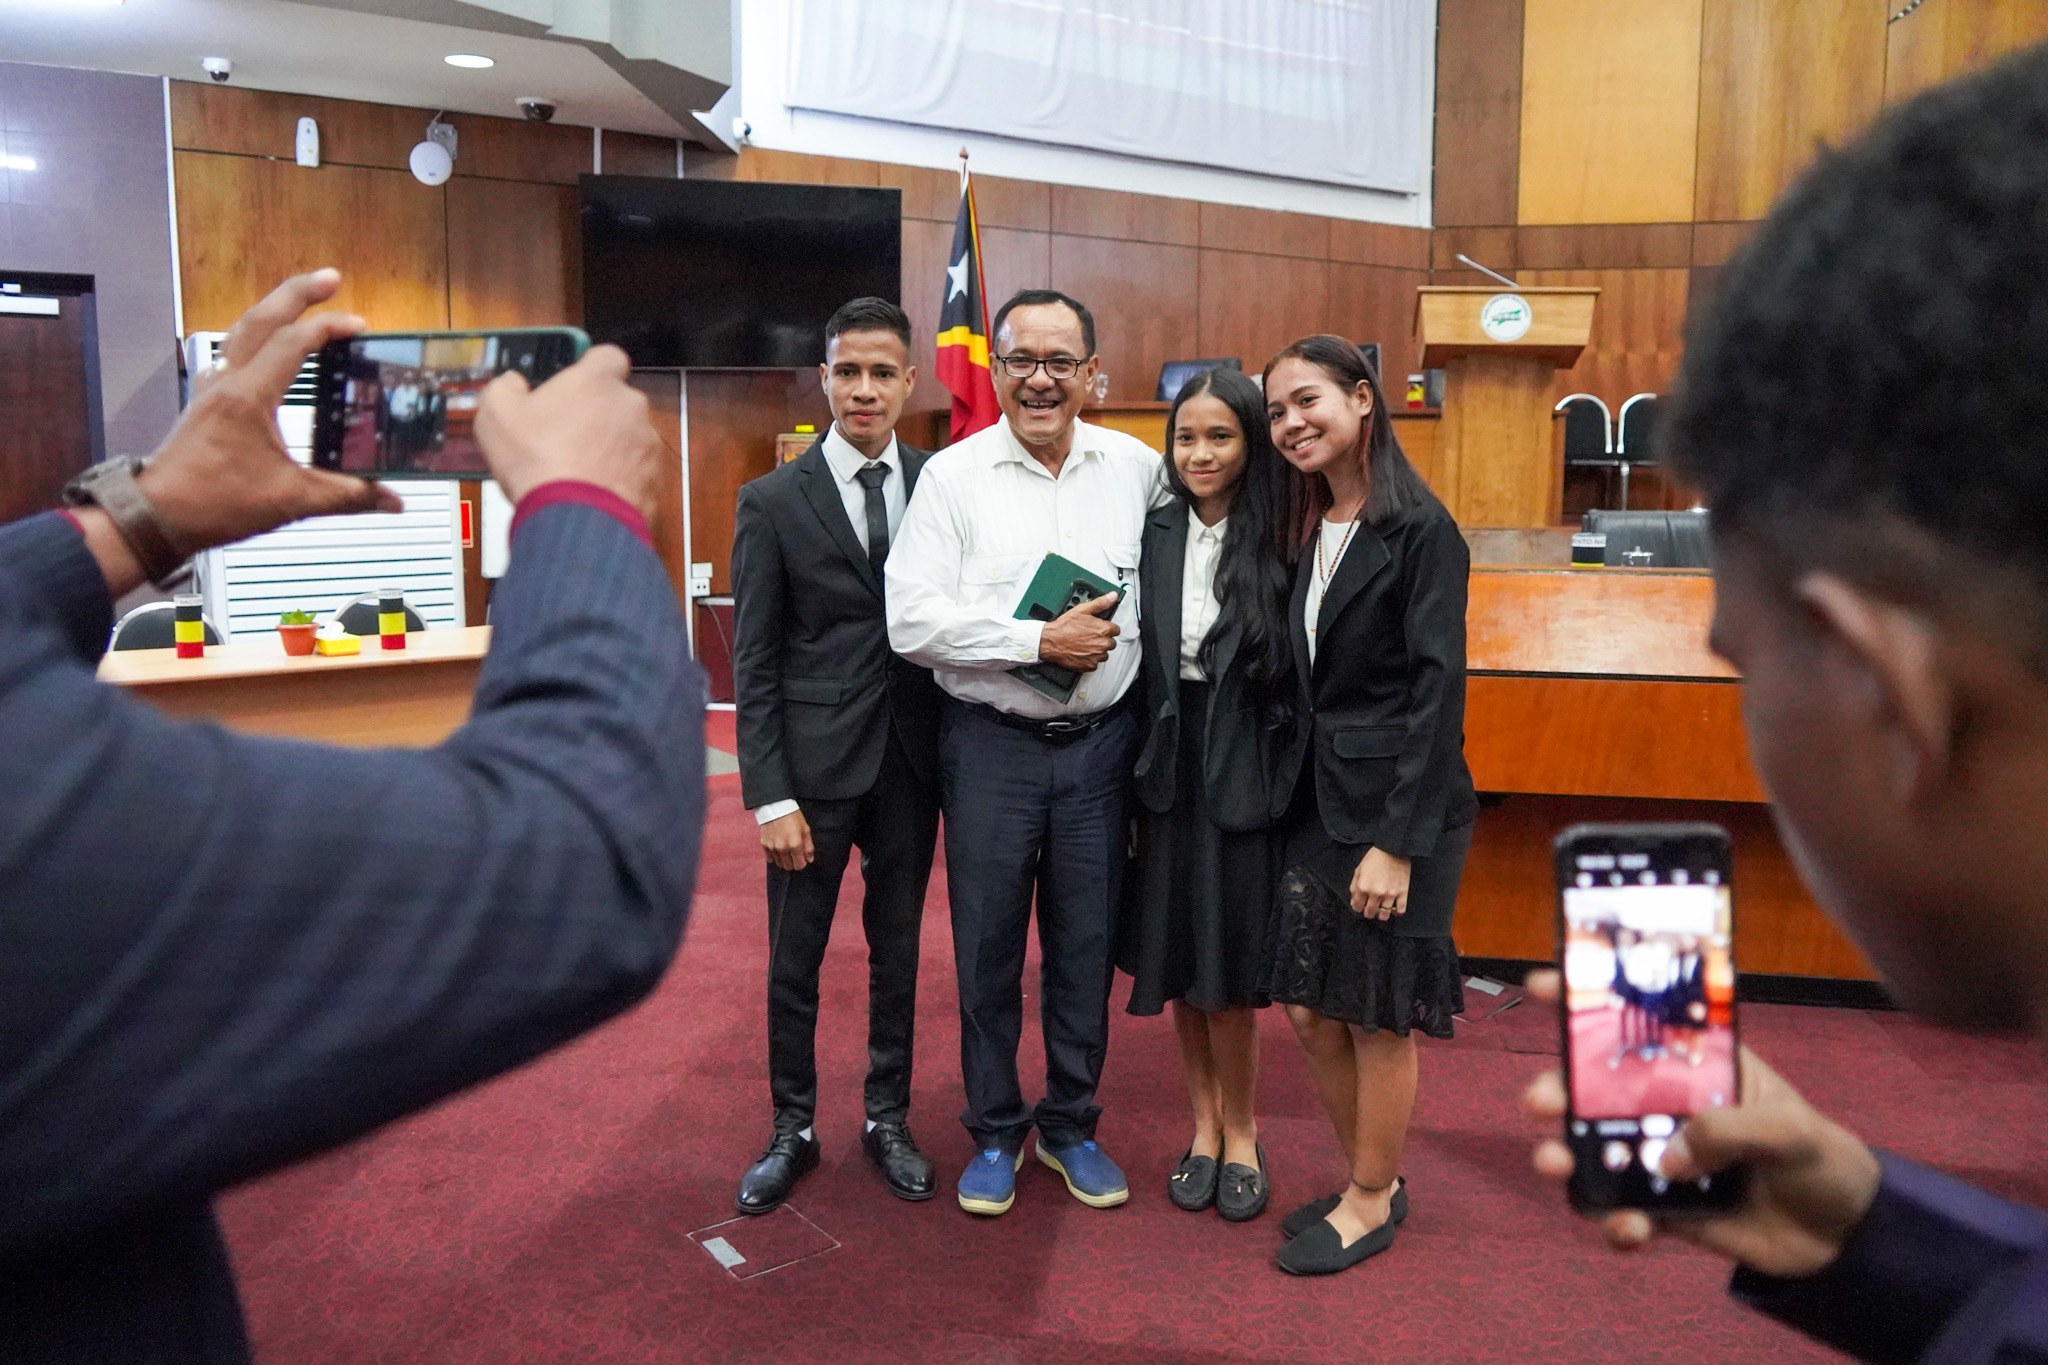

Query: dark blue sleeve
left=0, top=502, right=704, bottom=1254
left=1731, top=1152, right=2048, bottom=1364
left=0, top=512, right=115, bottom=663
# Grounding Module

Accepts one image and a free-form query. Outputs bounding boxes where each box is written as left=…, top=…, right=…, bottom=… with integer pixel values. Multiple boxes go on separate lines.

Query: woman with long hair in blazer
left=1260, top=335, right=1478, bottom=1276
left=1118, top=366, right=1301, bottom=1223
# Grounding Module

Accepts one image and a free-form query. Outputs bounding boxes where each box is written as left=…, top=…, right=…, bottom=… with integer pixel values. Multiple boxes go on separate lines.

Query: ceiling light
left=444, top=53, right=493, bottom=69
left=0, top=155, right=36, bottom=172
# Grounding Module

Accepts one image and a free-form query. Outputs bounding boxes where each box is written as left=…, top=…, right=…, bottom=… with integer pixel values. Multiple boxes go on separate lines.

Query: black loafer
left=1168, top=1150, right=1219, bottom=1211
left=1280, top=1177, right=1406, bottom=1239
left=1275, top=1205, right=1398, bottom=1276
left=862, top=1121, right=936, bottom=1201
left=735, top=1131, right=820, bottom=1215
left=1216, top=1143, right=1269, bottom=1223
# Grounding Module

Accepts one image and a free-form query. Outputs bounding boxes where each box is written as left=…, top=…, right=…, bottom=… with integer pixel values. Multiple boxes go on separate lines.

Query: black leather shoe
left=1280, top=1177, right=1405, bottom=1239
left=1168, top=1150, right=1219, bottom=1211
left=1216, top=1143, right=1269, bottom=1222
left=736, top=1131, right=819, bottom=1215
left=1274, top=1206, right=1398, bottom=1275
left=862, top=1122, right=935, bottom=1201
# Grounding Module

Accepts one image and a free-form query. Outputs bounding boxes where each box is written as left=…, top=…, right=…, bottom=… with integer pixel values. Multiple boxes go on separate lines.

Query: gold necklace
left=1311, top=516, right=1360, bottom=636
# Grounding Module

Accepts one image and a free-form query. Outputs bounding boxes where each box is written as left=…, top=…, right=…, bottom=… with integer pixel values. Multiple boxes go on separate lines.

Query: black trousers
left=765, top=730, right=939, bottom=1133
left=940, top=699, right=1137, bottom=1152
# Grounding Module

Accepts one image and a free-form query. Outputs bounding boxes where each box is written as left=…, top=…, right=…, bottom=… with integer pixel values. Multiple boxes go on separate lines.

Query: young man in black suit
left=730, top=297, right=944, bottom=1212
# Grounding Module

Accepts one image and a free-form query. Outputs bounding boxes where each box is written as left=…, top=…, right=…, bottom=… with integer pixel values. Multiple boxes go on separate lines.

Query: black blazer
left=731, top=437, right=943, bottom=807
left=1276, top=492, right=1479, bottom=859
left=1130, top=502, right=1289, bottom=833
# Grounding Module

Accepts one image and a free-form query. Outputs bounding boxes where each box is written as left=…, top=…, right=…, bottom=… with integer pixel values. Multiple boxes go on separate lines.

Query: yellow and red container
left=377, top=588, right=406, bottom=651
left=173, top=593, right=205, bottom=659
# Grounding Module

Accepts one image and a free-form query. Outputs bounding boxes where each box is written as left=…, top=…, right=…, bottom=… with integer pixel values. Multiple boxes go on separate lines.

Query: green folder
left=1010, top=552, right=1125, bottom=704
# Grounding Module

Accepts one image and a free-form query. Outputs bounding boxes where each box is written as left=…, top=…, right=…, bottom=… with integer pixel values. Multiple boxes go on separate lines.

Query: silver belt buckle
left=1043, top=714, right=1086, bottom=734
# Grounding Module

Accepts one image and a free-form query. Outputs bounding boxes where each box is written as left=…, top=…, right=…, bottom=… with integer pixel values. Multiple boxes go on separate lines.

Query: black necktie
left=855, top=462, right=891, bottom=580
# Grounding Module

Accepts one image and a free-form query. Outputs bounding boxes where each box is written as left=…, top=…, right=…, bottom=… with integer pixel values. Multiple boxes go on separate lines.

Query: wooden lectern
left=1415, top=286, right=1599, bottom=528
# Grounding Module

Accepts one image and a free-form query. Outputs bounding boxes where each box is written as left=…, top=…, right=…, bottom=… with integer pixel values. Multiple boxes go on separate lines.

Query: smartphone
left=1555, top=822, right=1745, bottom=1216
left=311, top=328, right=588, bottom=477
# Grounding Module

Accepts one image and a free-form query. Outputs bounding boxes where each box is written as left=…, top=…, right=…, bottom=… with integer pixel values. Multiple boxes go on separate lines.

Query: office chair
left=1581, top=508, right=1710, bottom=568
left=110, top=600, right=225, bottom=651
left=1554, top=393, right=1616, bottom=505
left=329, top=591, right=430, bottom=636
left=1155, top=357, right=1242, bottom=402
left=1615, top=393, right=1662, bottom=510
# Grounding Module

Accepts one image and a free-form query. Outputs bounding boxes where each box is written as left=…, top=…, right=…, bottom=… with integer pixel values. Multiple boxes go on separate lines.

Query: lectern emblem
left=1480, top=292, right=1532, bottom=342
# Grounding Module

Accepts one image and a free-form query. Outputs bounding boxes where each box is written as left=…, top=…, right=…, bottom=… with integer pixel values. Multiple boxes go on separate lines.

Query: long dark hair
left=1162, top=366, right=1303, bottom=693
left=1262, top=335, right=1431, bottom=544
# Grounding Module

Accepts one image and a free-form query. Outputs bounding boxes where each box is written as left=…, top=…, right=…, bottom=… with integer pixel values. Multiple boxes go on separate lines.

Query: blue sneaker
left=1035, top=1139, right=1129, bottom=1208
left=957, top=1147, right=1023, bottom=1216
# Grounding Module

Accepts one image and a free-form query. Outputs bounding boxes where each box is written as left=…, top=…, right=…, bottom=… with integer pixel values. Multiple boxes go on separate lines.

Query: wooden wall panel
left=685, top=371, right=832, bottom=595
left=174, top=151, right=448, bottom=333
left=1694, top=0, right=1889, bottom=222
left=726, top=148, right=882, bottom=186
left=1198, top=203, right=1330, bottom=259
left=1329, top=219, right=1432, bottom=270
left=898, top=216, right=954, bottom=413
left=1051, top=185, right=1201, bottom=246
left=977, top=227, right=1053, bottom=334
left=629, top=371, right=690, bottom=609
left=1690, top=220, right=1757, bottom=266
left=1048, top=236, right=1199, bottom=403
left=1434, top=0, right=1527, bottom=226
left=880, top=162, right=957, bottom=222
left=171, top=82, right=420, bottom=166
left=1516, top=223, right=1693, bottom=270
left=1433, top=225, right=1520, bottom=275
left=1885, top=0, right=2048, bottom=105
left=1328, top=263, right=1428, bottom=384
left=447, top=179, right=578, bottom=328
left=1518, top=0, right=1703, bottom=225
left=455, top=116, right=592, bottom=184
left=1521, top=267, right=1689, bottom=412
left=1196, top=251, right=1330, bottom=374
left=602, top=131, right=680, bottom=179
left=974, top=175, right=1052, bottom=232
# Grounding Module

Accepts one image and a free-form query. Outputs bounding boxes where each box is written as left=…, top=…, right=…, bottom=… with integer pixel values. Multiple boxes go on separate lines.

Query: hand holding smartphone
left=312, top=328, right=589, bottom=478
left=1555, top=822, right=1747, bottom=1216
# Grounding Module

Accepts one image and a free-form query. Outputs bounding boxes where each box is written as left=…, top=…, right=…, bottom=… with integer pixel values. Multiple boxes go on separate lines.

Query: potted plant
left=277, top=609, right=318, bottom=656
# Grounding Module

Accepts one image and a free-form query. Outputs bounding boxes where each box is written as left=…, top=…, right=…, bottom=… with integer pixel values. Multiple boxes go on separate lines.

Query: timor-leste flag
left=936, top=173, right=1000, bottom=442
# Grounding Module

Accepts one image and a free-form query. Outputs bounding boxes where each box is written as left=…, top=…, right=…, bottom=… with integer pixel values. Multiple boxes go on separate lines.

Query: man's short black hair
left=991, top=289, right=1096, bottom=357
left=1671, top=46, right=2048, bottom=605
left=825, top=296, right=912, bottom=350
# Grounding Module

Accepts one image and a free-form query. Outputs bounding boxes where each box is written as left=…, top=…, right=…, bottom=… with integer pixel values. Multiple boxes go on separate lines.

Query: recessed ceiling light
left=0, top=155, right=36, bottom=172
left=444, top=53, right=494, bottom=69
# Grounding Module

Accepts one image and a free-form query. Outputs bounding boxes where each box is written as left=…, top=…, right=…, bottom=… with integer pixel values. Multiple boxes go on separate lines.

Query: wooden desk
left=100, top=627, right=489, bottom=748
left=1456, top=568, right=1875, bottom=981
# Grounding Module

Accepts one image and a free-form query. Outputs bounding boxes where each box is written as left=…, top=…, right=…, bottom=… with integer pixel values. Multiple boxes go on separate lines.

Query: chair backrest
left=330, top=593, right=430, bottom=636
left=1617, top=393, right=1661, bottom=463
left=1155, top=357, right=1243, bottom=402
left=1554, top=393, right=1613, bottom=462
left=1581, top=508, right=1710, bottom=568
left=109, top=601, right=225, bottom=651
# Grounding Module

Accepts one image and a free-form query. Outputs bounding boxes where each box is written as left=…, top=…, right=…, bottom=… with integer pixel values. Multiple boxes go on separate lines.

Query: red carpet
left=219, top=742, right=2048, bottom=1362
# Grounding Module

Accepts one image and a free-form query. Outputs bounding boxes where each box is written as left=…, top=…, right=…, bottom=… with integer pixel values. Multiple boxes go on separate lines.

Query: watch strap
left=63, top=458, right=189, bottom=587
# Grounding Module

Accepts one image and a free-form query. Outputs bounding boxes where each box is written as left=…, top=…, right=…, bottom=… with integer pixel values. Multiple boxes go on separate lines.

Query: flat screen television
left=580, top=176, right=902, bottom=368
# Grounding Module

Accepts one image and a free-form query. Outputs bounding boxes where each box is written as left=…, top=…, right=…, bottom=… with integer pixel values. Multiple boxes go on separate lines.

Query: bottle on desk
left=173, top=594, right=206, bottom=658
left=378, top=587, right=406, bottom=651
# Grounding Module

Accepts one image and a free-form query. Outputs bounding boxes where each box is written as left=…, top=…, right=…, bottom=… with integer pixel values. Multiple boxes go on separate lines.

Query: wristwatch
left=61, top=457, right=191, bottom=587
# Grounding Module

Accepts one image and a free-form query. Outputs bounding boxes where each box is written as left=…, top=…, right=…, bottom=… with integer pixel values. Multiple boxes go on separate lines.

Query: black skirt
left=1119, top=680, right=1278, bottom=1016
left=1262, top=768, right=1472, bottom=1038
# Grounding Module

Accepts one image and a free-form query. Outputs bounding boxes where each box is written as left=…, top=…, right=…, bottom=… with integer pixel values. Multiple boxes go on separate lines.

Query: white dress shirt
left=753, top=426, right=906, bottom=827
left=1305, top=516, right=1359, bottom=667
left=886, top=416, right=1166, bottom=719
left=1180, top=510, right=1227, bottom=681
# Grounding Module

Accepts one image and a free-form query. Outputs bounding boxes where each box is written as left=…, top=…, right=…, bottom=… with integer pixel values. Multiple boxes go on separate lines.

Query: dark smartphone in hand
left=311, top=327, right=588, bottom=478
left=1555, top=822, right=1747, bottom=1216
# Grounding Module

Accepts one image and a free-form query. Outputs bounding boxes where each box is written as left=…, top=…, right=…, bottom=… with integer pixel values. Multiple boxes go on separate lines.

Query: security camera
left=732, top=117, right=752, bottom=146
left=516, top=97, right=557, bottom=124
left=202, top=57, right=232, bottom=83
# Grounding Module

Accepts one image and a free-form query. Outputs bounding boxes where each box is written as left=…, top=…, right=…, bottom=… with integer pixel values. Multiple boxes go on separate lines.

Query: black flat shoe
left=1279, top=1177, right=1406, bottom=1239
left=1216, top=1143, right=1269, bottom=1223
left=1168, top=1150, right=1219, bottom=1211
left=735, top=1131, right=820, bottom=1215
left=862, top=1121, right=935, bottom=1201
left=1275, top=1206, right=1398, bottom=1276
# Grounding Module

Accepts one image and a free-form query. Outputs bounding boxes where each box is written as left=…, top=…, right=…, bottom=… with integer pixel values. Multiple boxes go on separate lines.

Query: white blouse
left=1305, top=516, right=1359, bottom=666
left=1179, top=510, right=1227, bottom=681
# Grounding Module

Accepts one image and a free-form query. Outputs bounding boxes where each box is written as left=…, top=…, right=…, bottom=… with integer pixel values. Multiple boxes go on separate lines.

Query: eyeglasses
left=993, top=353, right=1088, bottom=380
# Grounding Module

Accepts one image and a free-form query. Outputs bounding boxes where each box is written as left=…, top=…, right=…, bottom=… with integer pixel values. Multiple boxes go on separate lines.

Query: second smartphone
left=311, top=327, right=588, bottom=478
left=1555, top=822, right=1746, bottom=1216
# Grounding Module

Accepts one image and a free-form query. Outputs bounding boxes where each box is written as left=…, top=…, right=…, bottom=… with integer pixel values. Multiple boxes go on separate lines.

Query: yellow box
left=314, top=634, right=361, bottom=656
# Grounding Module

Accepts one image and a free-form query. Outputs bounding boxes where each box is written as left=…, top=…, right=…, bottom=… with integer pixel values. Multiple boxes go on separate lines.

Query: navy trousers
left=940, top=699, right=1137, bottom=1151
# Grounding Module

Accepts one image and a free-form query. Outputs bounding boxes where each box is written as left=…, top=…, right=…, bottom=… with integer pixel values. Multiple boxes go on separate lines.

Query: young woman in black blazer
left=1118, top=366, right=1300, bottom=1223
left=1260, top=335, right=1479, bottom=1276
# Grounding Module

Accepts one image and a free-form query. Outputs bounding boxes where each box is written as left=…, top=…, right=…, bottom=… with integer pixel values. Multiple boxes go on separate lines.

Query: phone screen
left=312, top=329, right=586, bottom=477
left=1556, top=823, right=1744, bottom=1214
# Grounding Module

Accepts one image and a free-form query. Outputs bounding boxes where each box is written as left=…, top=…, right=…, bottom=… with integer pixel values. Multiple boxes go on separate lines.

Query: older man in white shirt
left=888, top=289, right=1164, bottom=1217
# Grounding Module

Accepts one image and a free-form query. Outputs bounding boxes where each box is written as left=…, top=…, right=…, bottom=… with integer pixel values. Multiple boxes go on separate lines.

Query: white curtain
left=784, top=0, right=1432, bottom=195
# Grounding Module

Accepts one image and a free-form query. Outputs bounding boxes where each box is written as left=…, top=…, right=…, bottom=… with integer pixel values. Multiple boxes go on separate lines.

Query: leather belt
left=959, top=693, right=1131, bottom=743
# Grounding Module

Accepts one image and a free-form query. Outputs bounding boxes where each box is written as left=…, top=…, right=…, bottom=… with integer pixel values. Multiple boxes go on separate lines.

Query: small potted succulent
left=277, top=609, right=318, bottom=656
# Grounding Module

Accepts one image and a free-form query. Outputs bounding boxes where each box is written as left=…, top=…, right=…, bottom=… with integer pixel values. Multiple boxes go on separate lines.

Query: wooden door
left=0, top=282, right=96, bottom=524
